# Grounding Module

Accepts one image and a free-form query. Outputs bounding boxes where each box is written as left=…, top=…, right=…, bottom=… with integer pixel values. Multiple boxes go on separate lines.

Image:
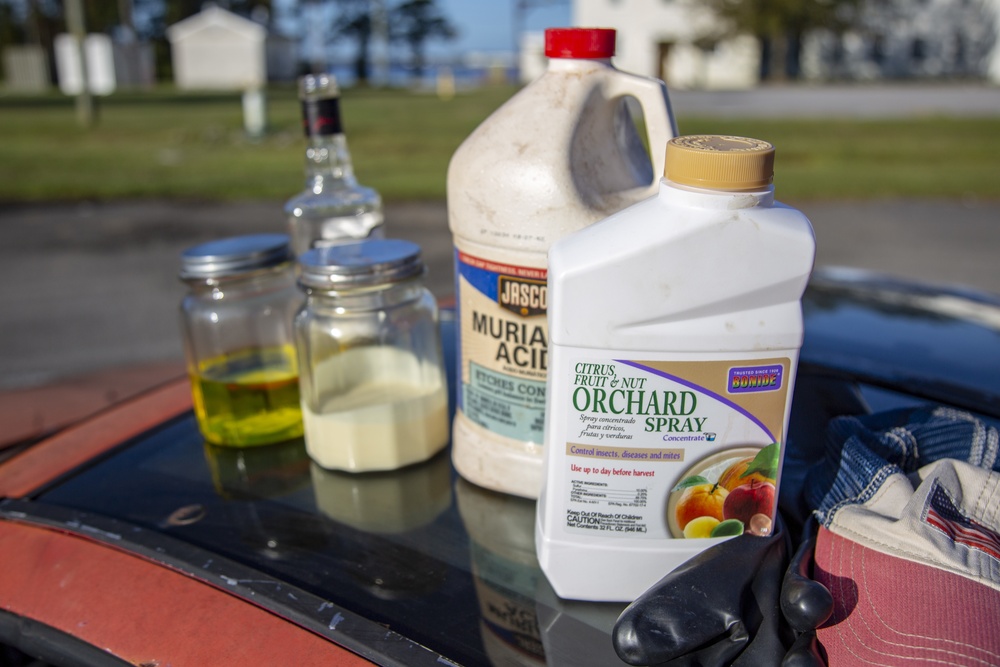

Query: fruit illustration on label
left=668, top=443, right=780, bottom=539
left=683, top=516, right=721, bottom=538
left=710, top=518, right=745, bottom=538
left=749, top=512, right=773, bottom=537
left=722, top=479, right=776, bottom=526
left=718, top=456, right=771, bottom=491
left=675, top=482, right=728, bottom=531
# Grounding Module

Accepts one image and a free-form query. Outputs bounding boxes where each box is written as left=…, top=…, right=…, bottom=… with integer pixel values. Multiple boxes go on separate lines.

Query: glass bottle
left=284, top=73, right=384, bottom=256
left=294, top=239, right=449, bottom=473
left=179, top=234, right=303, bottom=447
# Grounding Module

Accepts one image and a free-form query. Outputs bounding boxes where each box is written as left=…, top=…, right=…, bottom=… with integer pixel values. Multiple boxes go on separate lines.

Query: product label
left=455, top=248, right=547, bottom=443
left=552, top=356, right=791, bottom=540
left=301, top=98, right=343, bottom=136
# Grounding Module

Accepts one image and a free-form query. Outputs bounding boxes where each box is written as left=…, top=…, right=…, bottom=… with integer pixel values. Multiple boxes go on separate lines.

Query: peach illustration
left=718, top=456, right=772, bottom=492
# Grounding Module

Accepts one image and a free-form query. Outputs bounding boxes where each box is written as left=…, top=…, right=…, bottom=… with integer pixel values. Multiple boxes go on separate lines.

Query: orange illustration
left=675, top=483, right=728, bottom=531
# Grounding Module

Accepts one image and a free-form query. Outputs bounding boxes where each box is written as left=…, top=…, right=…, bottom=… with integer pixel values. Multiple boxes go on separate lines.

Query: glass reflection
left=203, top=438, right=328, bottom=561
left=312, top=452, right=453, bottom=600
left=456, top=478, right=546, bottom=667
left=311, top=450, right=451, bottom=534
left=204, top=437, right=311, bottom=500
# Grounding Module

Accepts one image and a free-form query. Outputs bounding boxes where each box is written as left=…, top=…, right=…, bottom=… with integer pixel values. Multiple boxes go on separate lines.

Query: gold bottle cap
left=664, top=135, right=775, bottom=191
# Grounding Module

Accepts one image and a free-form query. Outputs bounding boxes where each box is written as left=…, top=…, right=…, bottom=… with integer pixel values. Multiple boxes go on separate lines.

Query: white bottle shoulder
left=548, top=184, right=816, bottom=352
left=447, top=63, right=670, bottom=253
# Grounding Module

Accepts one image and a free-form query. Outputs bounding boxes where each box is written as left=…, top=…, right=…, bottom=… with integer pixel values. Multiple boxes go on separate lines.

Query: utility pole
left=117, top=0, right=135, bottom=33
left=117, top=0, right=140, bottom=87
left=64, top=0, right=95, bottom=127
left=372, top=0, right=389, bottom=86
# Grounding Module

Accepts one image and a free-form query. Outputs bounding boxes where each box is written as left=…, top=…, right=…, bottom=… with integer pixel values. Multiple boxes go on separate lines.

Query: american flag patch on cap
left=925, top=482, right=1000, bottom=562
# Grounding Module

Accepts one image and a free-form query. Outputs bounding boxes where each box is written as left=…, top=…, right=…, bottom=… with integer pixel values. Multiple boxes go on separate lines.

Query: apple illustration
left=722, top=479, right=775, bottom=526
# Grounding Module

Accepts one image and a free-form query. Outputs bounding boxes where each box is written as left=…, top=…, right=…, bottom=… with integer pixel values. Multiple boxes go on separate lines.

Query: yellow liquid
left=191, top=345, right=304, bottom=447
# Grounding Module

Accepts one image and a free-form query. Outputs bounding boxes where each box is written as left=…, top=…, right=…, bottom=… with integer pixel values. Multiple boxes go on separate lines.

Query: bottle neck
left=546, top=57, right=614, bottom=74
left=659, top=178, right=775, bottom=209
left=300, top=93, right=358, bottom=193
left=303, top=133, right=358, bottom=193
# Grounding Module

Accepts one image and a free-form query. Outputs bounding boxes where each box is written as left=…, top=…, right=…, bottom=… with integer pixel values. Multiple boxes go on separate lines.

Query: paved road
left=4, top=82, right=1000, bottom=393
left=0, top=200, right=451, bottom=390
left=2, top=196, right=999, bottom=392
left=669, top=83, right=1000, bottom=118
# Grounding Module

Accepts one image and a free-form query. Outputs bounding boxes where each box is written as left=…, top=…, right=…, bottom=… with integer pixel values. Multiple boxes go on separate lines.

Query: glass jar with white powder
left=294, top=239, right=449, bottom=472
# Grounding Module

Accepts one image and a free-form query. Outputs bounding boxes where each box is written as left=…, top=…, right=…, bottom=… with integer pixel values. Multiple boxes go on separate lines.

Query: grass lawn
left=1, top=84, right=998, bottom=202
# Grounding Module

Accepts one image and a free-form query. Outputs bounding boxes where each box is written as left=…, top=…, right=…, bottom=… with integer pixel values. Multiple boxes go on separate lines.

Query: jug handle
left=605, top=72, right=678, bottom=198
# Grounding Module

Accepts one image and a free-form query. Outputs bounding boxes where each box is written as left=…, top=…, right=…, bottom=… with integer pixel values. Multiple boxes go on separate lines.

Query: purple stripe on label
left=728, top=364, right=784, bottom=394
left=615, top=360, right=775, bottom=442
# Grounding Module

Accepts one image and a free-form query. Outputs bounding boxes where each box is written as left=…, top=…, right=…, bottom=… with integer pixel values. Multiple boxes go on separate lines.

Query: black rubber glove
left=613, top=515, right=792, bottom=666
left=613, top=514, right=834, bottom=667
left=779, top=517, right=832, bottom=667
left=781, top=517, right=833, bottom=634
left=782, top=632, right=826, bottom=667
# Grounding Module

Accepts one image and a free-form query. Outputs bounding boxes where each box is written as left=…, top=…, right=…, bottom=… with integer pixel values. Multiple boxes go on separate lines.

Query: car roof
left=2, top=274, right=998, bottom=666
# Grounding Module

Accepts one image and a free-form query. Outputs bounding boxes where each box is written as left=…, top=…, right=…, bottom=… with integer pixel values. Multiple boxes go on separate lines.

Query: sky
left=434, top=0, right=572, bottom=56
left=293, top=0, right=573, bottom=64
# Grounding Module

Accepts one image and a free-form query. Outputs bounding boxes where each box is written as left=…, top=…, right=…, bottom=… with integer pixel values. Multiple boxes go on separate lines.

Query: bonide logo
left=728, top=364, right=784, bottom=394
left=498, top=276, right=547, bottom=317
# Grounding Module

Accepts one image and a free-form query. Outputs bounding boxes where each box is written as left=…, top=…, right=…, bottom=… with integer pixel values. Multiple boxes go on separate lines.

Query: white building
left=573, top=0, right=1000, bottom=88
left=801, top=0, right=1000, bottom=83
left=2, top=45, right=49, bottom=92
left=167, top=6, right=267, bottom=90
left=572, top=0, right=760, bottom=89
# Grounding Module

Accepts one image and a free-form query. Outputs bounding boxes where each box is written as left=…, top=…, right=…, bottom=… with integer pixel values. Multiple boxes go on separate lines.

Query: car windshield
left=40, top=410, right=583, bottom=666
left=32, top=316, right=629, bottom=666
left=27, top=277, right=1000, bottom=666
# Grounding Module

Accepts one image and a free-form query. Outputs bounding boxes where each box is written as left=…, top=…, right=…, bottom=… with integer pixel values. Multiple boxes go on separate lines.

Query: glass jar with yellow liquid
left=295, top=239, right=449, bottom=472
left=179, top=234, right=304, bottom=447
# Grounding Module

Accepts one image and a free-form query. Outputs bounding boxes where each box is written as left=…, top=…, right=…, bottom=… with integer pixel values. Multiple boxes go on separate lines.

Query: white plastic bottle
left=448, top=28, right=677, bottom=499
left=536, top=135, right=816, bottom=602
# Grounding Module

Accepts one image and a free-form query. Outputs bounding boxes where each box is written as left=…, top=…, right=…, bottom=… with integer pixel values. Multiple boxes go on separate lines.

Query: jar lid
left=664, top=135, right=775, bottom=191
left=544, top=28, right=616, bottom=59
left=179, top=234, right=292, bottom=280
left=297, top=239, right=425, bottom=291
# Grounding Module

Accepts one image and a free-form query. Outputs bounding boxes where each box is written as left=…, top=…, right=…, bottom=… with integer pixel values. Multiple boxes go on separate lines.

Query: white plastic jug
left=448, top=28, right=678, bottom=499
left=536, top=135, right=816, bottom=602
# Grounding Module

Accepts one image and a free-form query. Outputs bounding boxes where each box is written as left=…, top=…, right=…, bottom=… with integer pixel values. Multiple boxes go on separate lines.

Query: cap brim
left=814, top=526, right=1000, bottom=666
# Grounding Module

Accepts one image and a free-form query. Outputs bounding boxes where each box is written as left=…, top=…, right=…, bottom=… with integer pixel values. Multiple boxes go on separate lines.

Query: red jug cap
left=544, top=28, right=616, bottom=59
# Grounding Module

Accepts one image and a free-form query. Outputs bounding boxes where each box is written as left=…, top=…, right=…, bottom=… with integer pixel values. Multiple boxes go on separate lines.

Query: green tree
left=707, top=0, right=862, bottom=80
left=331, top=0, right=374, bottom=84
left=0, top=1, right=28, bottom=49
left=0, top=1, right=62, bottom=48
left=390, top=0, right=456, bottom=77
left=83, top=0, right=121, bottom=34
left=0, top=0, right=62, bottom=85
